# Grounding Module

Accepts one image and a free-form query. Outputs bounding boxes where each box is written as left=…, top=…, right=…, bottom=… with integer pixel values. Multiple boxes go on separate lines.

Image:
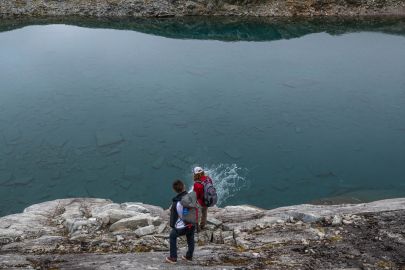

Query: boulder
left=156, top=222, right=168, bottom=234
left=90, top=203, right=121, bottom=216
left=120, top=203, right=149, bottom=214
left=212, top=230, right=223, bottom=244
left=92, top=209, right=139, bottom=225
left=121, top=203, right=165, bottom=218
left=207, top=217, right=223, bottom=227
left=65, top=218, right=101, bottom=234
left=135, top=225, right=155, bottom=237
left=216, top=205, right=265, bottom=223
left=109, top=215, right=162, bottom=232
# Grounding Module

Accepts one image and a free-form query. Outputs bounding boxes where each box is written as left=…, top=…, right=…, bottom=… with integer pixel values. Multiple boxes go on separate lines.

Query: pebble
left=224, top=148, right=242, bottom=159
left=152, top=156, right=165, bottom=169
left=301, top=238, right=309, bottom=245
left=100, top=243, right=111, bottom=248
left=332, top=215, right=342, bottom=226
left=116, top=235, right=124, bottom=242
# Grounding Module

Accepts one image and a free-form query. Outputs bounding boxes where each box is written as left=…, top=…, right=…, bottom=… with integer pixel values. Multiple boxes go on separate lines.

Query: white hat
left=193, top=166, right=204, bottom=174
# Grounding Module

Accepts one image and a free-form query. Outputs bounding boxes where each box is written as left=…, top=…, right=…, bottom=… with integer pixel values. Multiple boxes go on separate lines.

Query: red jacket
left=193, top=176, right=208, bottom=207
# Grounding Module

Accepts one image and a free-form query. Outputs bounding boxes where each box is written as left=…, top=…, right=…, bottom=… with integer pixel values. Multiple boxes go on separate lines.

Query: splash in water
left=188, top=164, right=249, bottom=206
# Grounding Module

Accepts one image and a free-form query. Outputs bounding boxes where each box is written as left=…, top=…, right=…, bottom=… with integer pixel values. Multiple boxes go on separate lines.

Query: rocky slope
left=1, top=198, right=405, bottom=269
left=1, top=0, right=405, bottom=18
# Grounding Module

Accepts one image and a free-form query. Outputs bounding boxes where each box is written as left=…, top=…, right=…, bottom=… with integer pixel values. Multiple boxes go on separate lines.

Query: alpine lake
left=0, top=17, right=405, bottom=216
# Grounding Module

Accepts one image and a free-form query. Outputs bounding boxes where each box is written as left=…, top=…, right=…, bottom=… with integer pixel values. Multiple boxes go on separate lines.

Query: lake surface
left=1, top=17, right=405, bottom=216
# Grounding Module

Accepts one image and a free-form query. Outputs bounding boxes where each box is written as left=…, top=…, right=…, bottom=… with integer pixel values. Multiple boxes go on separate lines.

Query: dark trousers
left=169, top=225, right=195, bottom=259
left=200, top=207, right=208, bottom=229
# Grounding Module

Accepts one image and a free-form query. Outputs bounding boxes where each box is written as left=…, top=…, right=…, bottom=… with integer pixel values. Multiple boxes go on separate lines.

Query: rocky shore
left=1, top=0, right=405, bottom=18
left=1, top=198, right=405, bottom=269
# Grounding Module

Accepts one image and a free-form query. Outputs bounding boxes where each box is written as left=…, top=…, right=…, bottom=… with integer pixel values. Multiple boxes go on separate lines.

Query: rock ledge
left=1, top=198, right=405, bottom=269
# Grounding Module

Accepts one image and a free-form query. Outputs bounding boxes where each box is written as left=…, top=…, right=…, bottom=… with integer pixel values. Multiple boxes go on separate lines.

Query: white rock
left=109, top=215, right=161, bottom=232
left=93, top=209, right=139, bottom=225
left=332, top=215, right=342, bottom=226
left=207, top=217, right=222, bottom=227
left=135, top=225, right=155, bottom=237
left=317, top=231, right=325, bottom=239
left=116, top=235, right=124, bottom=242
left=121, top=203, right=165, bottom=218
left=212, top=230, right=223, bottom=244
left=156, top=222, right=168, bottom=234
left=121, top=204, right=149, bottom=214
left=91, top=203, right=121, bottom=216
left=218, top=205, right=265, bottom=223
left=343, top=219, right=353, bottom=225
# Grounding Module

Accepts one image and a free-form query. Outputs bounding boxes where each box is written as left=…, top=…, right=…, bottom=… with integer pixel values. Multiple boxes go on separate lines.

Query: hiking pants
left=169, top=225, right=195, bottom=259
left=200, top=207, right=208, bottom=229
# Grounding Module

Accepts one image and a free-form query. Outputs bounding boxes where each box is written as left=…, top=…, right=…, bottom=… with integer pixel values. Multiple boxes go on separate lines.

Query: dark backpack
left=180, top=191, right=198, bottom=224
left=197, top=177, right=218, bottom=207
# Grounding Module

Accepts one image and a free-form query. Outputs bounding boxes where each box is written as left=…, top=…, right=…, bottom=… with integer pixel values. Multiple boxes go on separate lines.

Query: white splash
left=188, top=164, right=249, bottom=206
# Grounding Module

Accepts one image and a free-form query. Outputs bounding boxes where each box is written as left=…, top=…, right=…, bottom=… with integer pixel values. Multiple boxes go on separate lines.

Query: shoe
left=165, top=257, right=177, bottom=264
left=182, top=255, right=192, bottom=261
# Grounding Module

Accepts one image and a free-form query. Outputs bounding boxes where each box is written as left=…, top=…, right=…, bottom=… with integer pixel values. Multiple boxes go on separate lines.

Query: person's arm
left=176, top=201, right=183, bottom=219
left=194, top=182, right=204, bottom=205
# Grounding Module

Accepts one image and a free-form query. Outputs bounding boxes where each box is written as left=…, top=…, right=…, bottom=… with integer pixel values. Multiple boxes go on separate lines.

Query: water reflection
left=1, top=16, right=405, bottom=41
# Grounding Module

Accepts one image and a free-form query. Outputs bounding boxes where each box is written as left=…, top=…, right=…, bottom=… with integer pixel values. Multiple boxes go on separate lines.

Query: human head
left=193, top=166, right=205, bottom=181
left=172, top=179, right=185, bottom=193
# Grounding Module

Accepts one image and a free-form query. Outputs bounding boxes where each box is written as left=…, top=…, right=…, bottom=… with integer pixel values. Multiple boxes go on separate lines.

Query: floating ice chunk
left=282, top=78, right=318, bottom=89
left=106, top=147, right=121, bottom=156
left=184, top=156, right=196, bottom=164
left=0, top=171, right=12, bottom=185
left=174, top=121, right=188, bottom=128
left=51, top=170, right=62, bottom=180
left=281, top=158, right=294, bottom=170
left=47, top=136, right=69, bottom=147
left=2, top=128, right=22, bottom=144
left=315, top=171, right=336, bottom=178
left=96, top=130, right=124, bottom=147
left=124, top=166, right=142, bottom=179
left=119, top=179, right=133, bottom=189
left=168, top=158, right=185, bottom=170
left=152, top=156, right=165, bottom=169
left=13, top=176, right=34, bottom=186
left=270, top=178, right=290, bottom=192
left=224, top=148, right=242, bottom=160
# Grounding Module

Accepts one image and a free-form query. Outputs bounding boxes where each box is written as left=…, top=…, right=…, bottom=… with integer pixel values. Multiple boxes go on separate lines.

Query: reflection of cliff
left=1, top=16, right=405, bottom=41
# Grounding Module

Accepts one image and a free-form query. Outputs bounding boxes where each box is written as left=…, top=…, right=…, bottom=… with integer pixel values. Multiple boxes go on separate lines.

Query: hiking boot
left=182, top=255, right=192, bottom=261
left=165, top=257, right=177, bottom=264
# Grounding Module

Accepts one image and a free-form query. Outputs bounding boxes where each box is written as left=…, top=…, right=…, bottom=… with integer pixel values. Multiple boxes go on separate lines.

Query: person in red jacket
left=193, top=166, right=208, bottom=230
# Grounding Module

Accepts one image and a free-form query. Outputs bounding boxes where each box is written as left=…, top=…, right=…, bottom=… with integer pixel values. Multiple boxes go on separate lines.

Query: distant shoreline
left=1, top=0, right=405, bottom=19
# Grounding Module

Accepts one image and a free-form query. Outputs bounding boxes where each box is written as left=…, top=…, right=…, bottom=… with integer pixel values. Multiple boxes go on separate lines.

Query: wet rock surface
left=0, top=198, right=405, bottom=269
left=0, top=0, right=405, bottom=18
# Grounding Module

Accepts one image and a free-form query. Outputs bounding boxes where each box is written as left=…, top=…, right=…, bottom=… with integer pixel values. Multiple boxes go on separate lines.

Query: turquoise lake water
left=0, top=17, right=405, bottom=216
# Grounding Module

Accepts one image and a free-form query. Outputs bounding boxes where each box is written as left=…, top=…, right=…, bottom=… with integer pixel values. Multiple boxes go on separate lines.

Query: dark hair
left=172, top=179, right=185, bottom=193
left=193, top=172, right=204, bottom=181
